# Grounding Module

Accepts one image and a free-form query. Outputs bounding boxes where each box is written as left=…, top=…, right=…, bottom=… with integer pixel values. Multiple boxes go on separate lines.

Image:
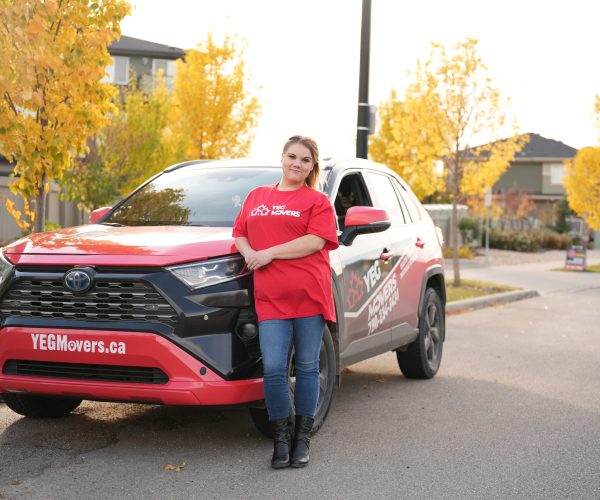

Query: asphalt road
left=1, top=281, right=600, bottom=499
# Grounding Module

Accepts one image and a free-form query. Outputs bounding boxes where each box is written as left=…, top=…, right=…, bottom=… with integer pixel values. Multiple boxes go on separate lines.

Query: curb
left=446, top=289, right=540, bottom=313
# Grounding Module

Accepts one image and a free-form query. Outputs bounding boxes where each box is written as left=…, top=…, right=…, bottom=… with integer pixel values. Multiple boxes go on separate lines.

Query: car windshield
left=105, top=166, right=281, bottom=227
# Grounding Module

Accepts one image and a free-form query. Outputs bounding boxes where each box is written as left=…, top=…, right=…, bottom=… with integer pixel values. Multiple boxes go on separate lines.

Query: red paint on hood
left=3, top=225, right=238, bottom=266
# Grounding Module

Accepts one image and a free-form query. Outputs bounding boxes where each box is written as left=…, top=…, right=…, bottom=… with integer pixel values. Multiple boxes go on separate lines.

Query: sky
left=120, top=0, right=600, bottom=161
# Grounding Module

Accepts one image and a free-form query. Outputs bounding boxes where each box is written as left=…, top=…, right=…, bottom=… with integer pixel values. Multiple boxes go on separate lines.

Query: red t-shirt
left=232, top=184, right=339, bottom=322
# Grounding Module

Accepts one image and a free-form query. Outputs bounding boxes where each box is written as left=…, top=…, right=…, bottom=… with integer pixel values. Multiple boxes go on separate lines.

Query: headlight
left=167, top=255, right=250, bottom=290
left=0, top=250, right=15, bottom=292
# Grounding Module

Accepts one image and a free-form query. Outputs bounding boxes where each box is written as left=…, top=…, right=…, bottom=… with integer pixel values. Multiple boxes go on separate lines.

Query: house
left=493, top=133, right=577, bottom=204
left=106, top=35, right=185, bottom=90
left=0, top=36, right=185, bottom=245
left=490, top=133, right=579, bottom=230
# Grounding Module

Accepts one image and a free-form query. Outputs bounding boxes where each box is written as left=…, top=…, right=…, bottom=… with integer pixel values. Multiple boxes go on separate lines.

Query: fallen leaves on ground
left=374, top=377, right=388, bottom=384
left=163, top=462, right=187, bottom=472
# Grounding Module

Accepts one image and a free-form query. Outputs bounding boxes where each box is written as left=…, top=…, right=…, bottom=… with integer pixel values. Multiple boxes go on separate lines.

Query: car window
left=334, top=172, right=372, bottom=229
left=106, top=167, right=281, bottom=227
left=363, top=172, right=406, bottom=224
left=391, top=178, right=421, bottom=223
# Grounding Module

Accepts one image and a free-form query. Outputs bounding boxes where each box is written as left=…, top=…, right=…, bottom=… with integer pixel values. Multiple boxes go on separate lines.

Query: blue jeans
left=259, top=315, right=325, bottom=421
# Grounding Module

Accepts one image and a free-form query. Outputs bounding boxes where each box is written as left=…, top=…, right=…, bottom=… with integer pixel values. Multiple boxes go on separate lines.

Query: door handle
left=415, top=237, right=425, bottom=249
left=380, top=249, right=394, bottom=261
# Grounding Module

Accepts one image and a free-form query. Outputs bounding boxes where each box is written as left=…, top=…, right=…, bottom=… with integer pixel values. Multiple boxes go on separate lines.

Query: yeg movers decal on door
left=344, top=238, right=419, bottom=334
left=31, top=333, right=126, bottom=355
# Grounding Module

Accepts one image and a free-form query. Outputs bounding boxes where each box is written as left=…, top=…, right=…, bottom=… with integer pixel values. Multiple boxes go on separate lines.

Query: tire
left=2, top=393, right=82, bottom=418
left=249, top=324, right=337, bottom=438
left=397, top=287, right=444, bottom=379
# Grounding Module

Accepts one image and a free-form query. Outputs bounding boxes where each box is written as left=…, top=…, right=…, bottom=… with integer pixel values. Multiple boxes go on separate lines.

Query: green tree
left=168, top=34, right=261, bottom=160
left=65, top=78, right=171, bottom=210
left=372, top=38, right=527, bottom=285
left=0, top=0, right=130, bottom=232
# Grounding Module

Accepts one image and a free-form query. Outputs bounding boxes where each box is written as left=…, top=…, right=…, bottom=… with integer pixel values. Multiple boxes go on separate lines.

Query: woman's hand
left=245, top=249, right=273, bottom=270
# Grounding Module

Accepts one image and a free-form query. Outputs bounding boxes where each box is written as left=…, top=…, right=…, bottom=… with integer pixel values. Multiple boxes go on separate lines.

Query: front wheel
left=249, top=324, right=337, bottom=438
left=2, top=393, right=82, bottom=418
left=397, top=287, right=444, bottom=379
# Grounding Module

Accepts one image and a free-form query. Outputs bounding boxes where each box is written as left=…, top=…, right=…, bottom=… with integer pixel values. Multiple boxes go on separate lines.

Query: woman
left=233, top=135, right=338, bottom=468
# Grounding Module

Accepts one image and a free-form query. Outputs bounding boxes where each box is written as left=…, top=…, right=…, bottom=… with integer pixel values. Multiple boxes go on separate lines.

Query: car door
left=389, top=177, right=428, bottom=329
left=330, top=170, right=395, bottom=366
left=362, top=171, right=420, bottom=348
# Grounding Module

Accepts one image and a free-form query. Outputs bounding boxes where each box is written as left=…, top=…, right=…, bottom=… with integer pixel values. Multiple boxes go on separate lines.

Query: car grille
left=0, top=278, right=178, bottom=327
left=3, top=359, right=169, bottom=384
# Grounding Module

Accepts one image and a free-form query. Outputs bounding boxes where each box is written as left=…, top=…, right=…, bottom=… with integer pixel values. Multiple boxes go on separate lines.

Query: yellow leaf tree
left=0, top=0, right=130, bottom=233
left=65, top=78, right=171, bottom=211
left=595, top=95, right=600, bottom=137
left=168, top=34, right=260, bottom=160
left=564, top=147, right=600, bottom=230
left=374, top=38, right=527, bottom=285
left=370, top=89, right=444, bottom=199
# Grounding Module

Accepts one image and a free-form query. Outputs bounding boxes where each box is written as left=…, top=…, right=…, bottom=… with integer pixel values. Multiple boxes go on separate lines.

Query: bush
left=458, top=217, right=481, bottom=246
left=44, top=221, right=62, bottom=232
left=443, top=244, right=476, bottom=259
left=488, top=228, right=572, bottom=252
left=540, top=231, right=571, bottom=249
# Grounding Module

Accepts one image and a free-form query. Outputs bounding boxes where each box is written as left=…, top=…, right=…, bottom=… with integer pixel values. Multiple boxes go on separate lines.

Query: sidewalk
left=445, top=248, right=600, bottom=312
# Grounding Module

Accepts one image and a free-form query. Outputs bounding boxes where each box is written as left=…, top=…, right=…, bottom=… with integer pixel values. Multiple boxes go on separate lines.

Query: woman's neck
left=277, top=179, right=305, bottom=191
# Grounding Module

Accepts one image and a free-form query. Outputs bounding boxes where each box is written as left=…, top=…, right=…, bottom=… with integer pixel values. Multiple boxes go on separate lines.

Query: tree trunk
left=33, top=175, right=47, bottom=234
left=451, top=197, right=461, bottom=287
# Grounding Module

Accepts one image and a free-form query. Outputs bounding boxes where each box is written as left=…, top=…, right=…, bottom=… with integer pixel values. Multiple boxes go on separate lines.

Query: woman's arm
left=243, top=234, right=326, bottom=270
left=234, top=237, right=256, bottom=261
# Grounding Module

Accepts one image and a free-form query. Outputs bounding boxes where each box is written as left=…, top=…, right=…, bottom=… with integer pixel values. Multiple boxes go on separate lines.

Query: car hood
left=3, top=224, right=238, bottom=267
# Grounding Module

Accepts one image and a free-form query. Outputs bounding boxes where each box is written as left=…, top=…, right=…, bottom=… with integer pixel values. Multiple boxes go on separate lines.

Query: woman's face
left=281, top=142, right=314, bottom=186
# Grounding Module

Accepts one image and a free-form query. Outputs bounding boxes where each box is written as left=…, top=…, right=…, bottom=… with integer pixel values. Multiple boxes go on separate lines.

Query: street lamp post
left=356, top=0, right=371, bottom=159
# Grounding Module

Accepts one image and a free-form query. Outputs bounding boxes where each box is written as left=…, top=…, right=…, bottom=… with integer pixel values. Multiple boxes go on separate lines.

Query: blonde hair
left=282, top=135, right=320, bottom=189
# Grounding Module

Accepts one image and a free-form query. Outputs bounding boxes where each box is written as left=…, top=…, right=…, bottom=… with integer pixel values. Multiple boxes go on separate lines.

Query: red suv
left=0, top=158, right=446, bottom=435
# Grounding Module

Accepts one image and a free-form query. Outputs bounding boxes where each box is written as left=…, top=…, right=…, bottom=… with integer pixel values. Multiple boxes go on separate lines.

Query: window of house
left=549, top=162, right=565, bottom=185
left=104, top=56, right=129, bottom=85
left=152, top=59, right=176, bottom=88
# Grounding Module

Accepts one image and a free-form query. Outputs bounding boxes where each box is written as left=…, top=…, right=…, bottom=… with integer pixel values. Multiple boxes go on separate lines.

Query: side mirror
left=89, top=207, right=112, bottom=224
left=340, top=206, right=391, bottom=246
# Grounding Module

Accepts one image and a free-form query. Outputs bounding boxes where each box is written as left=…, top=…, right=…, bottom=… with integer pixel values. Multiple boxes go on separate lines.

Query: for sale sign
left=565, top=245, right=586, bottom=271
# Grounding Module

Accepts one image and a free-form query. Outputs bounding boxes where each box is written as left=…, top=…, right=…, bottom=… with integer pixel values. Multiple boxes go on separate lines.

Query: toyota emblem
left=64, top=269, right=93, bottom=293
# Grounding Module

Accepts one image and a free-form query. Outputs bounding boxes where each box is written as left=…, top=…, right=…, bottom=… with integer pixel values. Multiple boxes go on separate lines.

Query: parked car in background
left=0, top=158, right=446, bottom=436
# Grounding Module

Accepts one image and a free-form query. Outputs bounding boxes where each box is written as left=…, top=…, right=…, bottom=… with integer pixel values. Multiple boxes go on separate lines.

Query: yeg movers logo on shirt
left=250, top=204, right=300, bottom=218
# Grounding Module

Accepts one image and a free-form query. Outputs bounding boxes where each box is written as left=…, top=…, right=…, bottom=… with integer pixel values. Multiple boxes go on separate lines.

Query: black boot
left=270, top=418, right=291, bottom=469
left=290, top=415, right=314, bottom=468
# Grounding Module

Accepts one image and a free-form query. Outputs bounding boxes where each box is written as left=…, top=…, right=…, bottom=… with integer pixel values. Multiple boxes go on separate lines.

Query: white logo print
left=250, top=205, right=270, bottom=217
left=249, top=204, right=301, bottom=218
left=250, top=204, right=271, bottom=216
left=270, top=205, right=300, bottom=217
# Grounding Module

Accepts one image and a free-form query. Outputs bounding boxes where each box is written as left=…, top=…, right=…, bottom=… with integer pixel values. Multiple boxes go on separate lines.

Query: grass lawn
left=446, top=279, right=518, bottom=302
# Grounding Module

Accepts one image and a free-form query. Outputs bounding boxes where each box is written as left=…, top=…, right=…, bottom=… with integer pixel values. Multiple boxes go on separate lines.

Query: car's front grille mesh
left=0, top=279, right=178, bottom=327
left=3, top=359, right=169, bottom=384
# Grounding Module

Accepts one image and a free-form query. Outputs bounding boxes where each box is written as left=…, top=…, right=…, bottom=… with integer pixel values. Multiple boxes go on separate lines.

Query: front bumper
left=0, top=327, right=264, bottom=405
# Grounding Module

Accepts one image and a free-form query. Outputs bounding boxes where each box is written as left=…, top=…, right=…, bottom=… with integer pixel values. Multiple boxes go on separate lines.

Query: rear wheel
left=249, top=324, right=336, bottom=438
left=2, top=393, right=82, bottom=418
left=397, top=287, right=444, bottom=379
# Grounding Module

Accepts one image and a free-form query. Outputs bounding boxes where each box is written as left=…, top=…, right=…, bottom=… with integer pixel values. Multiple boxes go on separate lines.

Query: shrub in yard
left=458, top=217, right=481, bottom=246
left=489, top=228, right=571, bottom=251
left=540, top=230, right=572, bottom=249
left=443, top=244, right=476, bottom=259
